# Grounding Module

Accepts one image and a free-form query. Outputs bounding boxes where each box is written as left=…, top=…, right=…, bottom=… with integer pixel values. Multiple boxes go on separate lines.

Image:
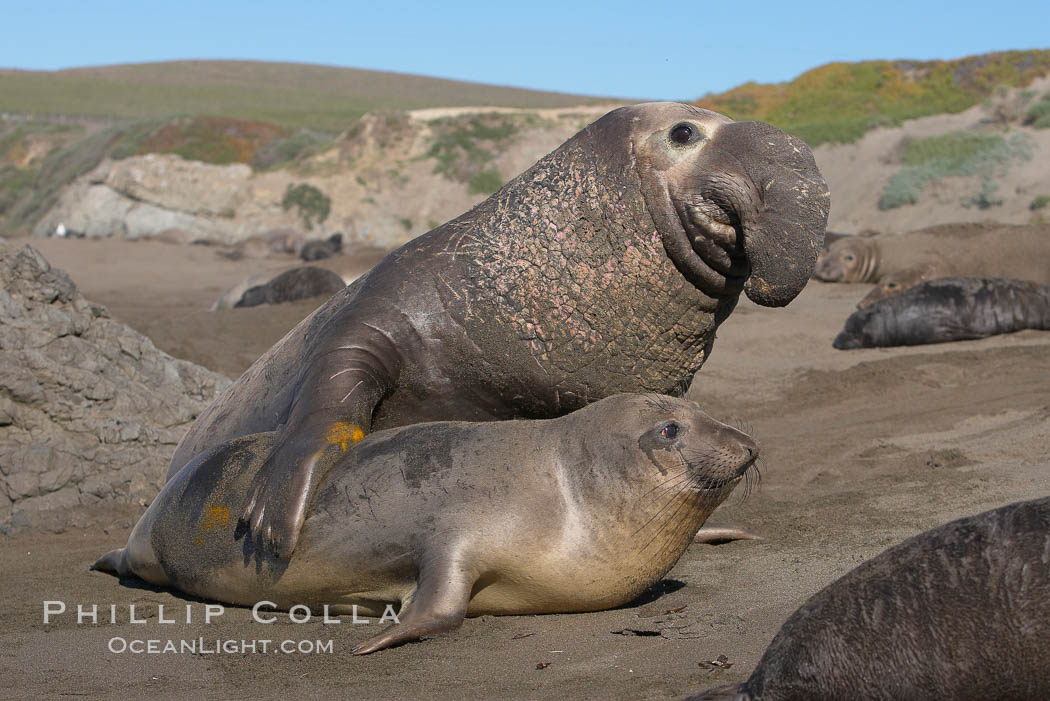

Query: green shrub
left=0, top=164, right=34, bottom=215
left=421, top=115, right=518, bottom=182
left=1023, top=92, right=1050, bottom=128
left=962, top=180, right=1002, bottom=210
left=281, top=183, right=330, bottom=230
left=467, top=168, right=503, bottom=195
left=251, top=128, right=334, bottom=171
left=399, top=217, right=412, bottom=231
left=878, top=131, right=1032, bottom=210
left=1030, top=195, right=1050, bottom=210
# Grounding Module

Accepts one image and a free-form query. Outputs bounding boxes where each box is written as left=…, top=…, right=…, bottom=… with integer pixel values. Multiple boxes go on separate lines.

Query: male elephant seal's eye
left=660, top=422, right=680, bottom=440
left=669, top=123, right=695, bottom=145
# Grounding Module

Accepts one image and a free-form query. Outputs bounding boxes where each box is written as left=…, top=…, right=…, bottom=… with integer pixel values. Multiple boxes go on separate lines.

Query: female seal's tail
left=90, top=548, right=130, bottom=576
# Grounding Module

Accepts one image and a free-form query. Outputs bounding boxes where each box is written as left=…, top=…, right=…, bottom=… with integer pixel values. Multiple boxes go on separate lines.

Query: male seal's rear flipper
left=693, top=524, right=763, bottom=544
left=239, top=347, right=396, bottom=558
left=350, top=552, right=474, bottom=655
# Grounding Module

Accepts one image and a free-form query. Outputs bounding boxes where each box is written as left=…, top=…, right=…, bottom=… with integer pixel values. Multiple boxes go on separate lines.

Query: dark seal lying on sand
left=168, top=102, right=829, bottom=557
left=93, top=394, right=758, bottom=654
left=690, top=496, right=1050, bottom=701
left=834, top=277, right=1050, bottom=349
left=234, top=266, right=347, bottom=308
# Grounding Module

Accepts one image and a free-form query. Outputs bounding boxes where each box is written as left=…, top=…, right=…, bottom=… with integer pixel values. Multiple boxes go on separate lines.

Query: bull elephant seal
left=814, top=223, right=1050, bottom=284
left=93, top=394, right=759, bottom=654
left=689, top=497, right=1050, bottom=700
left=833, top=277, right=1050, bottom=349
left=169, top=102, right=829, bottom=556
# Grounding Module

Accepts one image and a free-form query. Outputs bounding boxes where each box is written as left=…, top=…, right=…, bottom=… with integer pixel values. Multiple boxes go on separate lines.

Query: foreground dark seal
left=94, top=394, right=758, bottom=654
left=170, top=102, right=829, bottom=556
left=833, top=277, right=1050, bottom=349
left=690, top=497, right=1050, bottom=700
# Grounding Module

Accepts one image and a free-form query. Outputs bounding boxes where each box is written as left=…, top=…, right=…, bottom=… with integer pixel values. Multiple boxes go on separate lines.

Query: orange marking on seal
left=194, top=505, right=230, bottom=547
left=325, top=422, right=365, bottom=452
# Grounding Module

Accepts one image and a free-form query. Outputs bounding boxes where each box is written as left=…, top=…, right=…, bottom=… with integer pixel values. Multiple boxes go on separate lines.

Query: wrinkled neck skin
left=446, top=126, right=737, bottom=413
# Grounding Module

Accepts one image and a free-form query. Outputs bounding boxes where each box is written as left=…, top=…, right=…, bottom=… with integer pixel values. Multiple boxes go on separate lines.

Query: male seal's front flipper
left=239, top=339, right=398, bottom=557
left=351, top=552, right=475, bottom=655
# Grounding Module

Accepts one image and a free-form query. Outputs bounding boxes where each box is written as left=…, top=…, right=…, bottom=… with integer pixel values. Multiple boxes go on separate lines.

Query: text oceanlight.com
left=107, top=637, right=334, bottom=654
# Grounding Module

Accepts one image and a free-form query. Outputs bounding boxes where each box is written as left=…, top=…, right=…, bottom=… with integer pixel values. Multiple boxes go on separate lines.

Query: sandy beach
left=2, top=235, right=1048, bottom=700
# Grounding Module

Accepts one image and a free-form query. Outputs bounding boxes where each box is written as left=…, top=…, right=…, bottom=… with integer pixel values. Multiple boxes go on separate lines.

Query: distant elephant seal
left=855, top=260, right=955, bottom=309
left=234, top=266, right=346, bottom=308
left=93, top=394, right=758, bottom=654
left=218, top=229, right=304, bottom=260
left=833, top=277, right=1050, bottom=349
left=300, top=233, right=342, bottom=261
left=689, top=496, right=1050, bottom=700
left=169, top=102, right=829, bottom=557
left=814, top=223, right=1050, bottom=284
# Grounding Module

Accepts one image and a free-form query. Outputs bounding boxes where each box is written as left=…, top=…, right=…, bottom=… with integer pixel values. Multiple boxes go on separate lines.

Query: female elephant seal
left=833, top=277, right=1050, bottom=349
left=169, top=102, right=828, bottom=557
left=813, top=223, right=1050, bottom=285
left=690, top=497, right=1050, bottom=700
left=94, top=394, right=758, bottom=654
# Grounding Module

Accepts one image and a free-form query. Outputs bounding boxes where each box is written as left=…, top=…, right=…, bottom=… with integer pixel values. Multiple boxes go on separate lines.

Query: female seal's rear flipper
left=90, top=548, right=129, bottom=576
left=239, top=339, right=399, bottom=559
left=350, top=551, right=475, bottom=655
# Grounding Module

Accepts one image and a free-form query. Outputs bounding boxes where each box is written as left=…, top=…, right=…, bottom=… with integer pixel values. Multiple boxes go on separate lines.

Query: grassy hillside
left=694, top=49, right=1050, bottom=146
left=0, top=60, right=618, bottom=234
left=0, top=60, right=612, bottom=131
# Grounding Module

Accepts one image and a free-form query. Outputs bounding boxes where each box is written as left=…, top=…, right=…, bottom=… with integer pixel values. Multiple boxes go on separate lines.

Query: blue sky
left=2, top=0, right=1047, bottom=100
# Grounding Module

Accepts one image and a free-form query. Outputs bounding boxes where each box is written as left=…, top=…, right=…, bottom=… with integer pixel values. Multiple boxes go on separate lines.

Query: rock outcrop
left=0, top=241, right=230, bottom=533
left=31, top=107, right=608, bottom=249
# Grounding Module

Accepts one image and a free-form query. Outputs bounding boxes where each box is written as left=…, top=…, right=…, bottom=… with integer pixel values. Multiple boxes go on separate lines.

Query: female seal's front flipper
left=351, top=553, right=475, bottom=655
left=238, top=342, right=397, bottom=558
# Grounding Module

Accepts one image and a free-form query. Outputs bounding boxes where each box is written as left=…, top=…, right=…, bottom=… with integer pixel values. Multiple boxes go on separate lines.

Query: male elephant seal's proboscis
left=94, top=394, right=759, bottom=654
left=833, top=277, right=1050, bottom=349
left=690, top=497, right=1050, bottom=700
left=168, top=102, right=829, bottom=556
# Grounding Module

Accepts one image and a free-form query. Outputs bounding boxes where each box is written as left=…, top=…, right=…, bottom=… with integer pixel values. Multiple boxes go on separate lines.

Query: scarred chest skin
left=439, top=131, right=734, bottom=418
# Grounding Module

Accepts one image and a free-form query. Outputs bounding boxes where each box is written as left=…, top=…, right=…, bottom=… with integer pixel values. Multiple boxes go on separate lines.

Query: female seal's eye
left=669, top=123, right=694, bottom=144
left=844, top=254, right=855, bottom=262
left=660, top=422, right=680, bottom=440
